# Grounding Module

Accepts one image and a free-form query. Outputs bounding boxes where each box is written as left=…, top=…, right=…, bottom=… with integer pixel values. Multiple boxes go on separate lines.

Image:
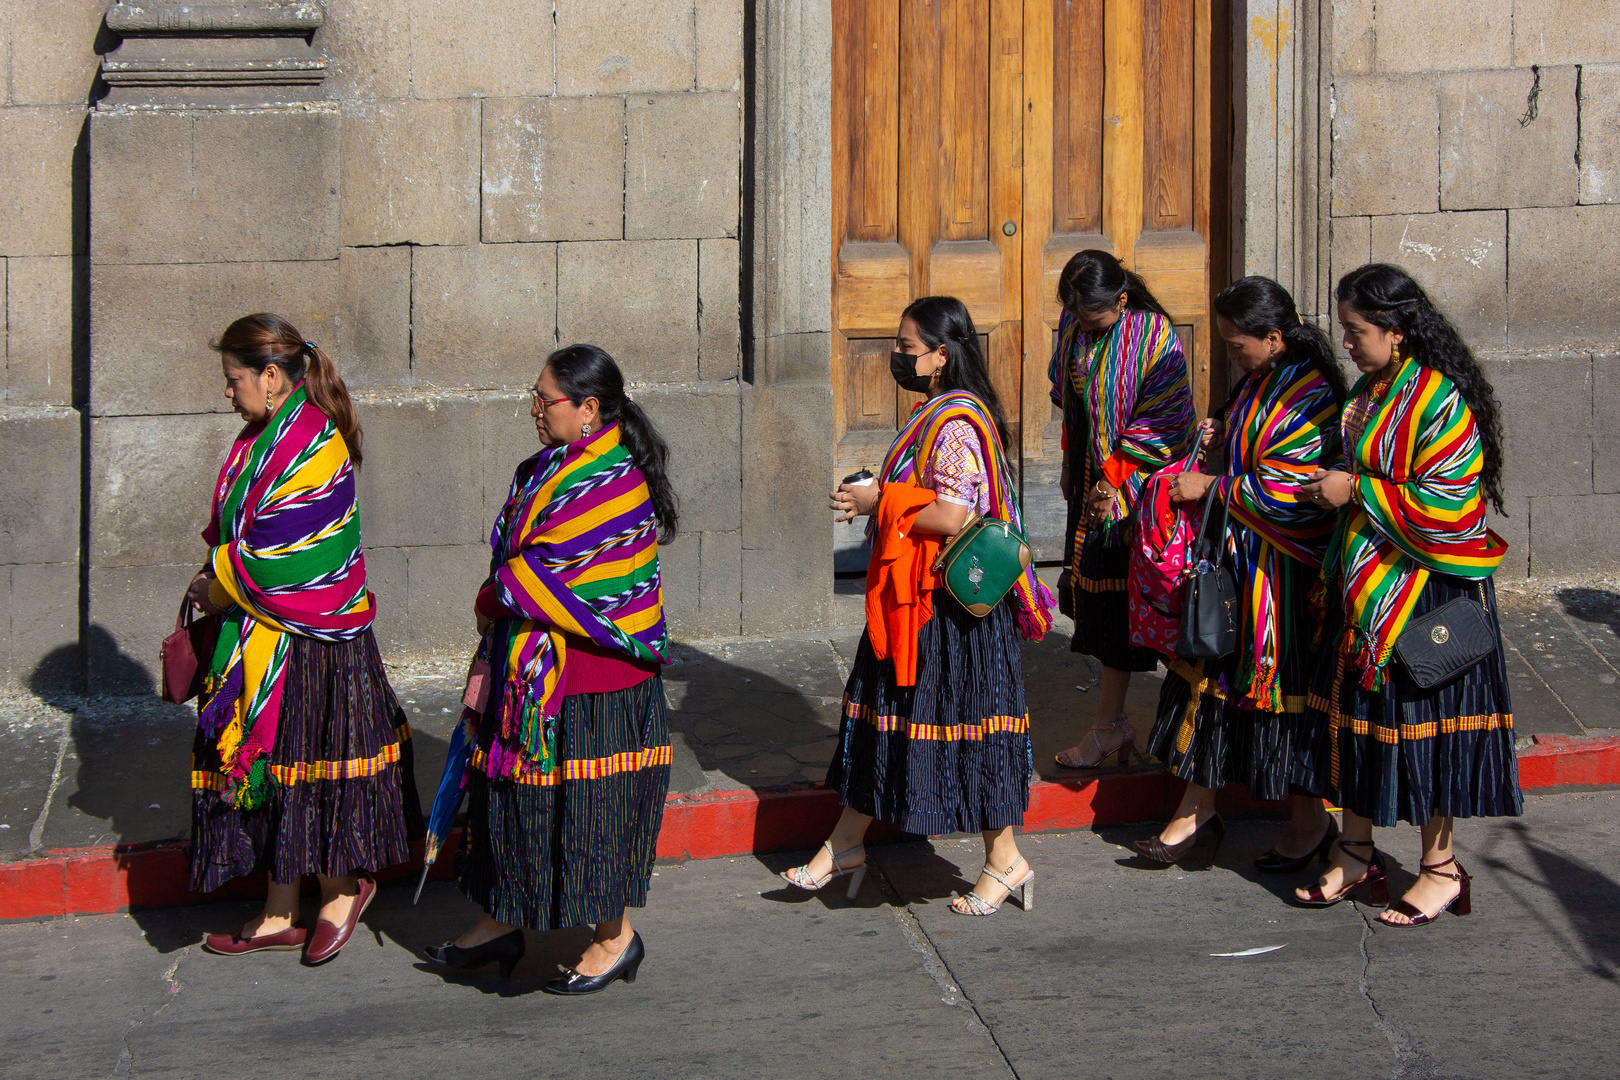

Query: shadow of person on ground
left=1482, top=820, right=1620, bottom=981
left=1555, top=587, right=1620, bottom=641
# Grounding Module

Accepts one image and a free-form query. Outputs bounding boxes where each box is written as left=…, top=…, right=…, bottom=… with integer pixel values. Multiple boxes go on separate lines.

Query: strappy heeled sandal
left=1378, top=856, right=1472, bottom=927
left=1054, top=715, right=1136, bottom=769
left=1293, top=839, right=1389, bottom=908
left=950, top=856, right=1034, bottom=916
left=780, top=841, right=867, bottom=900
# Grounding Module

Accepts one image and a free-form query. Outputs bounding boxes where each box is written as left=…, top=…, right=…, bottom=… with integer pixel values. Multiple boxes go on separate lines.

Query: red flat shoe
left=202, top=924, right=307, bottom=955
left=302, top=876, right=377, bottom=966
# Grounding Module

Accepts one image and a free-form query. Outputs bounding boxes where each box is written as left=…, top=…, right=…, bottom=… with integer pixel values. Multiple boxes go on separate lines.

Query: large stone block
left=626, top=92, right=742, bottom=240
left=1440, top=67, right=1577, bottom=211
left=699, top=238, right=740, bottom=380
left=87, top=564, right=193, bottom=694
left=362, top=545, right=408, bottom=657
left=90, top=260, right=340, bottom=417
left=91, top=110, right=342, bottom=265
left=696, top=528, right=742, bottom=636
left=480, top=392, right=544, bottom=528
left=341, top=99, right=480, bottom=247
left=412, top=244, right=557, bottom=389
left=1591, top=355, right=1620, bottom=493
left=338, top=246, right=411, bottom=389
left=1369, top=212, right=1507, bottom=352
left=657, top=530, right=699, bottom=634
left=1489, top=497, right=1529, bottom=579
left=1331, top=76, right=1439, bottom=217
left=1482, top=356, right=1592, bottom=501
left=5, top=255, right=75, bottom=405
left=481, top=96, right=625, bottom=244
left=403, top=543, right=489, bottom=658
left=1512, top=0, right=1620, bottom=66
left=741, top=381, right=833, bottom=634
left=557, top=240, right=698, bottom=382
left=696, top=0, right=745, bottom=90
left=637, top=383, right=742, bottom=534
left=10, top=562, right=79, bottom=692
left=1331, top=0, right=1375, bottom=76
left=1579, top=65, right=1620, bottom=204
left=323, top=0, right=413, bottom=99
left=0, top=407, right=80, bottom=565
left=354, top=398, right=487, bottom=548
left=1528, top=493, right=1620, bottom=576
left=760, top=330, right=832, bottom=384
left=6, top=0, right=105, bottom=106
left=555, top=0, right=695, bottom=95
left=1368, top=0, right=1512, bottom=73
left=0, top=106, right=83, bottom=258
left=1328, top=216, right=1371, bottom=303
left=1508, top=205, right=1620, bottom=352
left=408, top=0, right=553, bottom=98
left=88, top=413, right=239, bottom=567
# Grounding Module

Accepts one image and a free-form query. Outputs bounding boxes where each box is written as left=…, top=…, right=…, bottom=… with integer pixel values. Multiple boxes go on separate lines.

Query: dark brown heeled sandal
left=1293, top=840, right=1389, bottom=908
left=1378, top=856, right=1472, bottom=927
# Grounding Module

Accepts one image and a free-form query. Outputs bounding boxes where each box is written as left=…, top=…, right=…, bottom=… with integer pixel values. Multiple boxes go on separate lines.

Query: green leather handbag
left=934, top=514, right=1034, bottom=617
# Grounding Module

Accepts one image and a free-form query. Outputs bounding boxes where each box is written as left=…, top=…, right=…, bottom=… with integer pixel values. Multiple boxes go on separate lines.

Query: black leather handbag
left=1175, top=485, right=1239, bottom=660
left=1392, top=588, right=1496, bottom=690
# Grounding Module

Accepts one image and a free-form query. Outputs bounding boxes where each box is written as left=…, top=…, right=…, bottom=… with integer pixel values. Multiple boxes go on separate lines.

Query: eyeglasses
left=529, top=390, right=571, bottom=410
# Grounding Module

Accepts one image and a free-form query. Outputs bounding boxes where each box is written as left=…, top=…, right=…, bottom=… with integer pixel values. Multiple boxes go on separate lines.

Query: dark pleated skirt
left=1299, top=575, right=1522, bottom=827
left=189, top=629, right=423, bottom=893
left=457, top=676, right=670, bottom=931
left=825, top=591, right=1032, bottom=836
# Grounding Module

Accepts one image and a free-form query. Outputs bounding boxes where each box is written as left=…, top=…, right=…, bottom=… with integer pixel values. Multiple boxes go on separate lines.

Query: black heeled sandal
left=1255, top=814, right=1340, bottom=874
left=423, top=928, right=526, bottom=979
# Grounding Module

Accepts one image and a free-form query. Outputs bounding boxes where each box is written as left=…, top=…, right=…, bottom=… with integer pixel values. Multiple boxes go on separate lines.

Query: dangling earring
left=582, top=422, right=591, bottom=438
left=265, top=385, right=272, bottom=413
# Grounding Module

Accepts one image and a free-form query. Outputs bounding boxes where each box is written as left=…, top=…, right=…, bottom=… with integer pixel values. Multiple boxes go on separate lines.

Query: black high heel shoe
left=1254, top=814, right=1340, bottom=874
left=544, top=931, right=645, bottom=997
left=423, top=929, right=526, bottom=979
left=1133, top=813, right=1225, bottom=869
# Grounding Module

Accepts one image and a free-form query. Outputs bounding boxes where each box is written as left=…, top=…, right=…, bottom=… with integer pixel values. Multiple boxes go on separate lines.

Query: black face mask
left=889, top=349, right=937, bottom=394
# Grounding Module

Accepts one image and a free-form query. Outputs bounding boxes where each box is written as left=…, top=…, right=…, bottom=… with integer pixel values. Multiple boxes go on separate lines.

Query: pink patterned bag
left=1127, top=452, right=1203, bottom=657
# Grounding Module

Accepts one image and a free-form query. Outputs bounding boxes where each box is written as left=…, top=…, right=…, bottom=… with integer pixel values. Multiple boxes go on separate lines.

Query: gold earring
left=582, top=422, right=591, bottom=438
left=265, top=386, right=272, bottom=412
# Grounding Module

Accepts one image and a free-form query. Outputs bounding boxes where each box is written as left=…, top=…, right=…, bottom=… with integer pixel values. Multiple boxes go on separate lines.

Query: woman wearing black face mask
left=781, top=297, right=1055, bottom=917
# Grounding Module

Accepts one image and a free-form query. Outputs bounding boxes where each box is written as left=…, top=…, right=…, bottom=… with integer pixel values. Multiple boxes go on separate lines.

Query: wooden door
left=832, top=0, right=1227, bottom=566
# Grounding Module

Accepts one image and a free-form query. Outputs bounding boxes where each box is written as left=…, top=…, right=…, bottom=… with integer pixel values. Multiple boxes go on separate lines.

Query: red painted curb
left=4, top=737, right=1614, bottom=922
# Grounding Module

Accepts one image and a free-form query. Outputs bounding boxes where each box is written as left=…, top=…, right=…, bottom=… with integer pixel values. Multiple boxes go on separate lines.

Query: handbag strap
left=1193, top=477, right=1234, bottom=570
left=175, top=594, right=196, bottom=634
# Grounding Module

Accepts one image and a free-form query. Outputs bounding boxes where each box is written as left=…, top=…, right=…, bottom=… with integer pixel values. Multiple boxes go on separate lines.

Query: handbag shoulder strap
left=1194, top=478, right=1234, bottom=569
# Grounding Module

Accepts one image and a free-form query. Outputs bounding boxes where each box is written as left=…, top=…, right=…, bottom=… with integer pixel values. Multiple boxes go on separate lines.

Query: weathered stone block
left=760, top=331, right=832, bottom=384
left=1331, top=75, right=1439, bottom=217
left=1369, top=0, right=1512, bottom=73
left=1591, top=355, right=1620, bottom=493
left=91, top=260, right=340, bottom=417
left=626, top=92, right=741, bottom=240
left=1512, top=0, right=1620, bottom=66
left=1508, top=205, right=1620, bottom=352
left=338, top=246, right=411, bottom=389
left=0, top=407, right=80, bottom=565
left=1481, top=356, right=1592, bottom=501
left=1369, top=212, right=1507, bottom=352
left=1328, top=216, right=1371, bottom=305
left=480, top=392, right=544, bottom=528
left=1579, top=65, right=1620, bottom=204
left=6, top=0, right=105, bottom=106
left=354, top=398, right=487, bottom=548
left=657, top=530, right=699, bottom=634
left=741, top=381, right=833, bottom=634
left=91, top=110, right=342, bottom=265
left=6, top=255, right=75, bottom=405
left=404, top=544, right=489, bottom=658
left=696, top=528, right=742, bottom=636
left=1489, top=497, right=1529, bottom=579
left=1529, top=493, right=1620, bottom=576
left=696, top=0, right=745, bottom=90
left=363, top=545, right=408, bottom=657
left=637, top=383, right=741, bottom=534
left=699, top=238, right=741, bottom=379
left=408, top=0, right=553, bottom=98
left=555, top=0, right=695, bottom=95
left=557, top=240, right=698, bottom=382
left=1331, top=0, right=1375, bottom=76
left=1440, top=67, right=1577, bottom=211
left=11, top=563, right=80, bottom=692
left=0, top=106, right=83, bottom=258
left=87, top=564, right=193, bottom=694
left=412, top=243, right=557, bottom=389
left=482, top=96, right=625, bottom=244
left=323, top=0, right=413, bottom=99
left=341, top=99, right=480, bottom=247
left=88, top=413, right=239, bottom=568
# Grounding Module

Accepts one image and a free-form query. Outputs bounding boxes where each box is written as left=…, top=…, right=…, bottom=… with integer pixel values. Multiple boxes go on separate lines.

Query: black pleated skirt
left=1299, top=575, right=1522, bottom=827
left=825, top=591, right=1032, bottom=836
left=456, top=676, right=670, bottom=931
left=189, top=629, right=423, bottom=894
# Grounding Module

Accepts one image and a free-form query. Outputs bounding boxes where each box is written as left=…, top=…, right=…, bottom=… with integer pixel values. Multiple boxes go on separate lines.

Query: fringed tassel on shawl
left=496, top=676, right=559, bottom=774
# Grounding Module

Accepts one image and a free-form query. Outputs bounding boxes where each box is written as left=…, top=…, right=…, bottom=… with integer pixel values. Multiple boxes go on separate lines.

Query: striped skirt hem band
left=470, top=743, right=672, bottom=787
left=191, top=722, right=412, bottom=791
left=844, top=700, right=1029, bottom=742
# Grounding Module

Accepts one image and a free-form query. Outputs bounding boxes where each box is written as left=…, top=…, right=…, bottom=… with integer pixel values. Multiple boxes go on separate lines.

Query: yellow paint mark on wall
left=1251, top=7, right=1294, bottom=116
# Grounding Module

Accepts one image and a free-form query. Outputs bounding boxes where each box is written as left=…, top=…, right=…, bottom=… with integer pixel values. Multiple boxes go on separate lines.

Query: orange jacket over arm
left=864, top=482, right=942, bottom=687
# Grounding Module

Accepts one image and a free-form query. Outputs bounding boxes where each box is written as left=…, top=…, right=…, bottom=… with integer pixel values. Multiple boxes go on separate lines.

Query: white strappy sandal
left=781, top=841, right=868, bottom=900
left=951, top=856, right=1034, bottom=916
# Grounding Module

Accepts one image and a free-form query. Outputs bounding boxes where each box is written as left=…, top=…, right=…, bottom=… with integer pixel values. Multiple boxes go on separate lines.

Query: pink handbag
left=160, top=597, right=219, bottom=704
left=1127, top=453, right=1202, bottom=658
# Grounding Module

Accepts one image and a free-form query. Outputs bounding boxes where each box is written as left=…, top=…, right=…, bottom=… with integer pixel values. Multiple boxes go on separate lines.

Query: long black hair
left=902, top=295, right=1011, bottom=448
left=1057, top=249, right=1170, bottom=320
left=1335, top=263, right=1506, bottom=513
left=545, top=344, right=680, bottom=542
left=1214, top=276, right=1349, bottom=402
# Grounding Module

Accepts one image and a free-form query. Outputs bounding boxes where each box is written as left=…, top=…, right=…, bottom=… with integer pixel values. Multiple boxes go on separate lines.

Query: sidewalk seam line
left=1353, top=903, right=1421, bottom=1079
left=29, top=717, right=71, bottom=855
left=1499, top=629, right=1584, bottom=733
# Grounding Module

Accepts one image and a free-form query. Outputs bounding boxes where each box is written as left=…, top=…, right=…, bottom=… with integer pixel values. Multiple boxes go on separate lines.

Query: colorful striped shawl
left=1326, top=355, right=1508, bottom=688
left=477, top=423, right=669, bottom=782
left=874, top=391, right=1055, bottom=640
left=197, top=387, right=376, bottom=809
left=1217, top=360, right=1342, bottom=710
left=1048, top=308, right=1196, bottom=542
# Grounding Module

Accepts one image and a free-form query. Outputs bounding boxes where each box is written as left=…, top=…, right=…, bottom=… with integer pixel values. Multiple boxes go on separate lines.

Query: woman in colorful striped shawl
left=1296, top=264, right=1520, bottom=928
left=1048, top=251, right=1197, bottom=770
left=789, top=297, right=1054, bottom=918
left=427, top=345, right=676, bottom=994
left=1138, top=278, right=1346, bottom=870
left=189, top=314, right=420, bottom=966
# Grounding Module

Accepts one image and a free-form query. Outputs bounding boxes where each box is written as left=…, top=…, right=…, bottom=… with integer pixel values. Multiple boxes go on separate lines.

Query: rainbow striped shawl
left=1049, top=309, right=1195, bottom=539
left=1217, top=359, right=1342, bottom=711
left=874, top=391, right=1054, bottom=640
left=478, top=423, right=669, bottom=781
left=197, top=387, right=376, bottom=809
left=1326, top=356, right=1507, bottom=689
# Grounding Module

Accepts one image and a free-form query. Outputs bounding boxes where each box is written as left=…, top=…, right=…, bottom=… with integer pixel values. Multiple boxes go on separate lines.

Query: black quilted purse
left=1175, top=485, right=1239, bottom=660
left=1392, top=587, right=1495, bottom=690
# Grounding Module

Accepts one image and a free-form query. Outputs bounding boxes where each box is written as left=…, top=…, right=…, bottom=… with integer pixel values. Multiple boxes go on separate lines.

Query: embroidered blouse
left=920, top=418, right=990, bottom=515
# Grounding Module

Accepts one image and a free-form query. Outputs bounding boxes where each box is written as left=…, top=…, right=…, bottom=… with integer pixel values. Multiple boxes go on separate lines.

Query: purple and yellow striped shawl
left=476, top=423, right=669, bottom=781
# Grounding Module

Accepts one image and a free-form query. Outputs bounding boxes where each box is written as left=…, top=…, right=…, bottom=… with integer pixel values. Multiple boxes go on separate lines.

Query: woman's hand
left=831, top=480, right=880, bottom=524
left=186, top=572, right=227, bottom=616
left=1169, top=471, right=1217, bottom=504
left=1086, top=479, right=1118, bottom=523
left=1197, top=418, right=1224, bottom=452
left=1301, top=468, right=1356, bottom=510
left=476, top=611, right=494, bottom=639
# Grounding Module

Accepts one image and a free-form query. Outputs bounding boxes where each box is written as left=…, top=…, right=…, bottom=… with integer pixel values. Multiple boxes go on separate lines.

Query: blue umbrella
left=414, top=717, right=473, bottom=904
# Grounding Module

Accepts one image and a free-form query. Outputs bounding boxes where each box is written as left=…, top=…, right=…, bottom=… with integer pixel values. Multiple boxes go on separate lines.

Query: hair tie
left=303, top=341, right=316, bottom=350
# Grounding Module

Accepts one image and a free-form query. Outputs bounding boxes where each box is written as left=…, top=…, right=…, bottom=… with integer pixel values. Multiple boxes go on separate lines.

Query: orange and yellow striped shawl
left=1326, top=355, right=1507, bottom=689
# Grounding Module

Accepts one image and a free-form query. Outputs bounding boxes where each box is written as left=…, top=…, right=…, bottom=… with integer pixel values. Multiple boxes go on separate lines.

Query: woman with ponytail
left=1295, top=264, right=1519, bottom=926
left=1048, top=250, right=1197, bottom=770
left=1134, top=277, right=1345, bottom=870
left=426, top=345, right=676, bottom=993
left=188, top=313, right=421, bottom=965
